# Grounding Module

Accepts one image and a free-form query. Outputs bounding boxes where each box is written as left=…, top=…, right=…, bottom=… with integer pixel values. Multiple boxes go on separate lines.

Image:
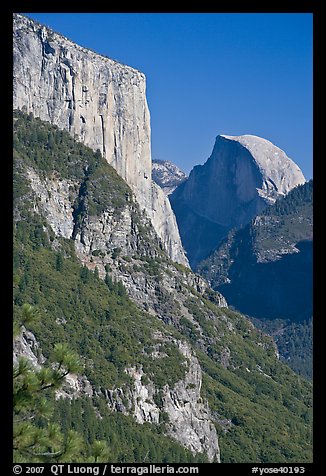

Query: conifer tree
left=13, top=304, right=110, bottom=463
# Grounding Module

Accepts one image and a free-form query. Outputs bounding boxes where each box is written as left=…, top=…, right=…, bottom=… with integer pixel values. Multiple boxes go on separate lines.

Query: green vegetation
left=13, top=109, right=131, bottom=222
left=13, top=111, right=313, bottom=463
left=13, top=212, right=186, bottom=390
left=179, top=297, right=312, bottom=462
left=13, top=306, right=110, bottom=463
left=261, top=180, right=313, bottom=218
left=52, top=397, right=209, bottom=463
left=201, top=351, right=312, bottom=462
left=13, top=111, right=198, bottom=462
left=14, top=304, right=204, bottom=464
left=249, top=317, right=313, bottom=380
left=197, top=181, right=313, bottom=379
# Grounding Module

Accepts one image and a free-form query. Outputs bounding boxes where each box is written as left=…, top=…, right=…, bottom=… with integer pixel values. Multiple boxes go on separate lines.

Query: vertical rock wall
left=13, top=13, right=188, bottom=266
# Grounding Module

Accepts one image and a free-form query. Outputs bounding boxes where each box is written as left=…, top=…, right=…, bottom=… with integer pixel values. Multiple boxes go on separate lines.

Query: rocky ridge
left=152, top=159, right=187, bottom=195
left=197, top=180, right=313, bottom=323
left=23, top=161, right=226, bottom=319
left=13, top=13, right=187, bottom=267
left=13, top=111, right=313, bottom=463
left=170, top=134, right=306, bottom=267
left=13, top=112, right=226, bottom=460
left=104, top=340, right=219, bottom=461
left=13, top=322, right=219, bottom=460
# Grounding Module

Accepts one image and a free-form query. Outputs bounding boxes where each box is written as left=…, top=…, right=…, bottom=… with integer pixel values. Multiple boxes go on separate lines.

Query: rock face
left=162, top=341, right=220, bottom=462
left=13, top=327, right=93, bottom=400
left=170, top=134, right=306, bottom=267
left=13, top=326, right=45, bottom=369
left=197, top=180, right=313, bottom=322
left=152, top=159, right=187, bottom=195
left=14, top=317, right=220, bottom=461
left=151, top=182, right=188, bottom=264
left=13, top=13, right=187, bottom=266
left=13, top=13, right=151, bottom=210
left=197, top=180, right=313, bottom=380
left=23, top=162, right=226, bottom=321
left=105, top=340, right=220, bottom=462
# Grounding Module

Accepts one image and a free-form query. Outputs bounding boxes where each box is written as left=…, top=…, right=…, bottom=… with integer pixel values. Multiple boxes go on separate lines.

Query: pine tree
left=13, top=304, right=110, bottom=463
left=55, top=253, right=64, bottom=272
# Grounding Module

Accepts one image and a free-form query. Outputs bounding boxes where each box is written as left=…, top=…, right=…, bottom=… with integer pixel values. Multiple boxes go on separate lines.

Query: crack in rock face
left=13, top=13, right=188, bottom=267
left=170, top=134, right=306, bottom=267
left=123, top=341, right=220, bottom=462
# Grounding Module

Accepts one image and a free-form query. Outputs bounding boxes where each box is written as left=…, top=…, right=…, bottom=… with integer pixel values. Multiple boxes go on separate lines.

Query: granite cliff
left=13, top=13, right=313, bottom=463
left=13, top=111, right=313, bottom=462
left=13, top=13, right=187, bottom=266
left=170, top=134, right=306, bottom=267
left=13, top=111, right=225, bottom=461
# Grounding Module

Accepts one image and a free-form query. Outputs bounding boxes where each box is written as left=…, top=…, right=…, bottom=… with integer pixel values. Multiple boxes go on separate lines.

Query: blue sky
left=23, top=13, right=313, bottom=179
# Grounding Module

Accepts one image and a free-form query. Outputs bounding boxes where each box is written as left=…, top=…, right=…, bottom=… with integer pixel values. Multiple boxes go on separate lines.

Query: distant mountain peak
left=170, top=133, right=306, bottom=267
left=217, top=134, right=305, bottom=199
left=152, top=159, right=187, bottom=195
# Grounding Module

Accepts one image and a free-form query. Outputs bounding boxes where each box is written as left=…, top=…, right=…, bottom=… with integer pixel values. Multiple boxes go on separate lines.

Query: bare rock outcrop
left=104, top=340, right=220, bottom=462
left=152, top=159, right=187, bottom=195
left=170, top=134, right=306, bottom=267
left=13, top=13, right=187, bottom=266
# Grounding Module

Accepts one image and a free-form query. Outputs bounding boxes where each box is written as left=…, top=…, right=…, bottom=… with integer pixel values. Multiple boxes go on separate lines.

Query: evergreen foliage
left=53, top=397, right=209, bottom=463
left=197, top=180, right=313, bottom=378
left=13, top=215, right=186, bottom=390
left=249, top=318, right=313, bottom=380
left=13, top=109, right=131, bottom=220
left=13, top=111, right=313, bottom=463
left=261, top=180, right=313, bottom=218
left=13, top=306, right=110, bottom=463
